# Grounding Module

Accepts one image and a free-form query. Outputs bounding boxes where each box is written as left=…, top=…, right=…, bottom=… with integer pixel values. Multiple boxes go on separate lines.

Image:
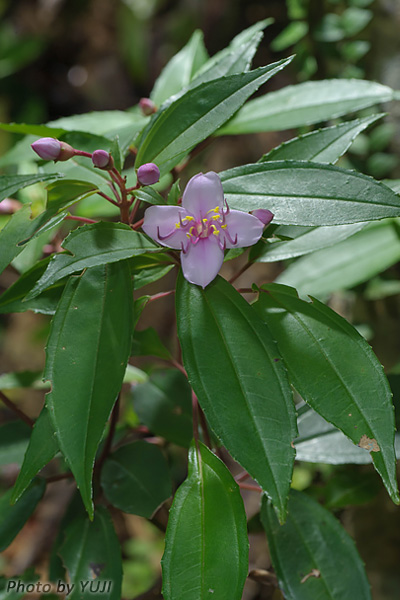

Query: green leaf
left=101, top=441, right=172, bottom=517
left=132, top=327, right=172, bottom=360
left=0, top=421, right=31, bottom=466
left=0, top=258, right=64, bottom=315
left=162, top=442, right=248, bottom=600
left=131, top=252, right=175, bottom=290
left=150, top=30, right=209, bottom=107
left=11, top=408, right=59, bottom=504
left=271, top=21, right=309, bottom=52
left=44, top=262, right=134, bottom=517
left=132, top=369, right=193, bottom=447
left=133, top=186, right=166, bottom=206
left=26, top=222, right=157, bottom=300
left=255, top=223, right=365, bottom=262
left=220, top=161, right=400, bottom=226
left=46, top=179, right=97, bottom=213
left=218, top=79, right=393, bottom=135
left=136, top=58, right=293, bottom=175
left=261, top=115, right=383, bottom=164
left=0, top=479, right=46, bottom=551
left=254, top=284, right=399, bottom=503
left=295, top=402, right=377, bottom=465
left=277, top=220, right=400, bottom=297
left=0, top=370, right=44, bottom=390
left=0, top=173, right=63, bottom=203
left=59, top=506, right=122, bottom=600
left=176, top=274, right=297, bottom=520
left=0, top=569, right=39, bottom=600
left=261, top=490, right=372, bottom=600
left=322, top=470, right=381, bottom=509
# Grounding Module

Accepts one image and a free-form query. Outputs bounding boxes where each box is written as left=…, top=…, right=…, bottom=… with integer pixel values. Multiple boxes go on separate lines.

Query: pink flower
left=142, top=171, right=273, bottom=288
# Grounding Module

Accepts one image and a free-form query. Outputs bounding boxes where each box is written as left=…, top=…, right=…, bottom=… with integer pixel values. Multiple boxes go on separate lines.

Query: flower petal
left=182, top=172, right=224, bottom=219
left=223, top=210, right=264, bottom=248
left=142, top=205, right=190, bottom=249
left=181, top=237, right=224, bottom=288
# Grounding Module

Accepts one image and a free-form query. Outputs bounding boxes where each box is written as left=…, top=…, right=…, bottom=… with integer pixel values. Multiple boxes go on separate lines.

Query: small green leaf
left=59, top=506, right=122, bottom=600
left=218, top=79, right=393, bottom=135
left=0, top=421, right=31, bottom=466
left=101, top=441, right=172, bottom=517
left=255, top=284, right=399, bottom=503
left=26, top=222, right=157, bottom=300
left=46, top=179, right=97, bottom=213
left=277, top=219, right=400, bottom=297
left=132, top=327, right=171, bottom=360
left=220, top=161, right=400, bottom=226
left=176, top=274, right=297, bottom=520
left=11, top=408, right=59, bottom=504
left=162, top=442, right=248, bottom=600
left=0, top=257, right=65, bottom=315
left=0, top=479, right=46, bottom=551
left=132, top=369, right=193, bottom=447
left=136, top=58, right=293, bottom=174
left=261, top=115, right=383, bottom=164
left=271, top=21, right=309, bottom=52
left=131, top=253, right=175, bottom=290
left=150, top=30, right=209, bottom=107
left=0, top=173, right=63, bottom=203
left=133, top=186, right=165, bottom=205
left=44, top=262, right=134, bottom=517
left=261, top=490, right=372, bottom=600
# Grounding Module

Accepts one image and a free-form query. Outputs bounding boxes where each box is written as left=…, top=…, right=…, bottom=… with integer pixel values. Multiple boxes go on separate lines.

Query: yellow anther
left=175, top=222, right=180, bottom=229
left=211, top=224, right=220, bottom=236
left=212, top=214, right=220, bottom=221
left=207, top=206, right=221, bottom=214
left=202, top=218, right=208, bottom=224
left=183, top=215, right=194, bottom=223
left=189, top=226, right=195, bottom=235
left=186, top=233, right=192, bottom=239
left=221, top=224, right=227, bottom=229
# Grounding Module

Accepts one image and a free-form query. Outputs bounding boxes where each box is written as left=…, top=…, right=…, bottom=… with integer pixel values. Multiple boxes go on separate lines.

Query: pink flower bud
left=251, top=209, right=274, bottom=226
left=92, top=149, right=113, bottom=170
left=31, top=138, right=75, bottom=162
left=137, top=163, right=160, bottom=186
left=139, top=97, right=157, bottom=116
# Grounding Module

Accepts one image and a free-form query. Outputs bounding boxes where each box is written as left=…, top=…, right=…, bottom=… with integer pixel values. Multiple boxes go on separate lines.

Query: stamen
left=180, top=241, right=190, bottom=254
left=224, top=228, right=238, bottom=246
left=157, top=226, right=177, bottom=241
left=211, top=224, right=220, bottom=236
left=223, top=198, right=230, bottom=216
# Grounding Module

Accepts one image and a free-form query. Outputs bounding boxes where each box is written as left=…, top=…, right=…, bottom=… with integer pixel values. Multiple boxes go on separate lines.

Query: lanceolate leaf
left=11, top=408, right=59, bottom=504
left=45, top=262, right=134, bottom=517
left=261, top=115, right=383, bottom=164
left=162, top=442, right=248, bottom=600
left=220, top=161, right=400, bottom=226
left=26, top=222, right=157, bottom=300
left=255, top=223, right=365, bottom=262
left=0, top=479, right=46, bottom=551
left=254, top=284, right=399, bottom=503
left=0, top=173, right=63, bottom=203
left=150, top=30, right=209, bottom=107
left=277, top=219, right=400, bottom=297
left=218, top=78, right=393, bottom=135
left=261, top=490, right=372, bottom=600
left=176, top=274, right=297, bottom=520
left=135, top=58, right=293, bottom=174
left=59, top=506, right=122, bottom=600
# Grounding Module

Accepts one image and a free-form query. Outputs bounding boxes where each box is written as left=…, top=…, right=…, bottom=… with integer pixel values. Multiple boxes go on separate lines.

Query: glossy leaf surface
left=0, top=479, right=46, bottom=551
left=0, top=173, right=63, bottom=203
left=219, top=78, right=393, bottom=135
left=162, top=442, right=248, bottom=600
left=45, top=262, right=133, bottom=517
left=136, top=59, right=293, bottom=174
left=59, top=506, right=122, bottom=600
left=261, top=490, right=372, bottom=600
left=277, top=219, right=400, bottom=297
left=255, top=284, right=399, bottom=502
left=101, top=441, right=172, bottom=517
left=261, top=115, right=383, bottom=164
left=176, top=274, right=297, bottom=520
left=220, top=161, right=400, bottom=225
left=27, top=222, right=157, bottom=299
left=255, top=223, right=365, bottom=262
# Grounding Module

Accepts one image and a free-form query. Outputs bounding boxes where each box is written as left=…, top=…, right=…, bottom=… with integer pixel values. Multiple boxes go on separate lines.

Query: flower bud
left=31, top=138, right=75, bottom=162
left=251, top=209, right=274, bottom=226
left=137, top=163, right=160, bottom=186
left=92, top=149, right=114, bottom=170
left=139, top=97, right=157, bottom=116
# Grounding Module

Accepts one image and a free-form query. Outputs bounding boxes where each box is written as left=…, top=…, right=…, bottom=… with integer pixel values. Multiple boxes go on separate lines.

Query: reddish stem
left=0, top=390, right=34, bottom=427
left=65, top=215, right=97, bottom=225
left=239, top=482, right=262, bottom=493
left=131, top=218, right=144, bottom=230
left=97, top=191, right=120, bottom=207
left=148, top=290, right=175, bottom=303
left=73, top=150, right=93, bottom=158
